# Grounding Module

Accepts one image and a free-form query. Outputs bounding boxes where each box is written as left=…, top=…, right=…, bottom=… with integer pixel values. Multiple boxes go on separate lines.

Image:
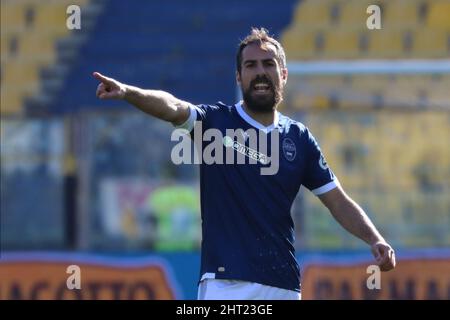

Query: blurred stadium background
left=1, top=0, right=449, bottom=299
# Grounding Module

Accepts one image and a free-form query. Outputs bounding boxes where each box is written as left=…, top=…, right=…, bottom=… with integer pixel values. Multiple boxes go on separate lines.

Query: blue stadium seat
left=49, top=0, right=297, bottom=113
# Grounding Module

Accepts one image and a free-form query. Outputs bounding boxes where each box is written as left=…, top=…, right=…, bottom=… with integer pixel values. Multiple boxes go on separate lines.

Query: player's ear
left=236, top=71, right=241, bottom=85
left=282, top=67, right=288, bottom=85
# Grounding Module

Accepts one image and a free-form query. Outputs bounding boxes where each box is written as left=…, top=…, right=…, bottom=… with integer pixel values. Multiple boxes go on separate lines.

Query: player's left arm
left=318, top=185, right=396, bottom=272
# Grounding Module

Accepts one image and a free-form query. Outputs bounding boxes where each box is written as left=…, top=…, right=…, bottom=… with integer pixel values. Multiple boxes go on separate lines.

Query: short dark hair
left=236, top=27, right=287, bottom=74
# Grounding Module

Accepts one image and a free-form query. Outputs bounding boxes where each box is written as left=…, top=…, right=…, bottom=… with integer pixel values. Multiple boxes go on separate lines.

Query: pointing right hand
left=93, top=72, right=127, bottom=99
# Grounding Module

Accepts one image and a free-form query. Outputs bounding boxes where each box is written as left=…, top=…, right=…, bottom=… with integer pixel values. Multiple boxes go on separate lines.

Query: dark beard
left=241, top=75, right=283, bottom=113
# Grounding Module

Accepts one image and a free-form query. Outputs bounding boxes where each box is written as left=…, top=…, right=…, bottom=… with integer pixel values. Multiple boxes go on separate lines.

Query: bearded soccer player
left=93, top=28, right=396, bottom=300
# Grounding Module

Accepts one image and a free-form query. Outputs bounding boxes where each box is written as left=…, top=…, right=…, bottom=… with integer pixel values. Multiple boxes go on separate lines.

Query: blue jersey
left=177, top=101, right=339, bottom=292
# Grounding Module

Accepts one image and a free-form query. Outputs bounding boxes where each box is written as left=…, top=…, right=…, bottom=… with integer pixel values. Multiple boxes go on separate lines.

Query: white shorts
left=197, top=279, right=301, bottom=300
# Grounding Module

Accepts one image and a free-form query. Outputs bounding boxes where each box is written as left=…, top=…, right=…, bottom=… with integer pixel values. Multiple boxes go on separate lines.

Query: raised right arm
left=93, top=72, right=191, bottom=126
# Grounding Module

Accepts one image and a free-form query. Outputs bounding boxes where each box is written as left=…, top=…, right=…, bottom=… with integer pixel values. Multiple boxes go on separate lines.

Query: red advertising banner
left=302, top=259, right=450, bottom=300
left=0, top=256, right=178, bottom=300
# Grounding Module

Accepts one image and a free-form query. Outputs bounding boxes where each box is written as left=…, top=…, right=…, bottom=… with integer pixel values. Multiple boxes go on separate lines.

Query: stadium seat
left=367, top=29, right=407, bottom=58
left=1, top=88, right=23, bottom=114
left=293, top=0, right=332, bottom=27
left=0, top=33, right=14, bottom=61
left=322, top=29, right=362, bottom=59
left=0, top=2, right=27, bottom=32
left=412, top=28, right=450, bottom=58
left=281, top=29, right=319, bottom=60
left=18, top=32, right=58, bottom=63
left=283, top=0, right=449, bottom=60
left=393, top=74, right=432, bottom=91
left=1, top=0, right=89, bottom=115
left=427, top=87, right=450, bottom=108
left=384, top=87, right=422, bottom=108
left=3, top=59, right=40, bottom=85
left=33, top=4, right=68, bottom=28
left=338, top=0, right=378, bottom=28
left=350, top=75, right=391, bottom=91
left=427, top=0, right=450, bottom=30
left=384, top=0, right=421, bottom=28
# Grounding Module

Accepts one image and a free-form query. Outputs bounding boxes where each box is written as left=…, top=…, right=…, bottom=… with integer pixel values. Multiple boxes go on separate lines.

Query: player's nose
left=255, top=63, right=267, bottom=76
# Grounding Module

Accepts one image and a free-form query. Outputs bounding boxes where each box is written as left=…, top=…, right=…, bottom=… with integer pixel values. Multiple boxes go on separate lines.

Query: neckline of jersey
left=235, top=101, right=280, bottom=133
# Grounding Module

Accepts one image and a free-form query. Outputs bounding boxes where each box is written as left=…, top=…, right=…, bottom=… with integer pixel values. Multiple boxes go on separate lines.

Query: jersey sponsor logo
left=223, top=136, right=268, bottom=165
left=319, top=154, right=328, bottom=170
left=240, top=130, right=249, bottom=142
left=171, top=121, right=280, bottom=175
left=223, top=136, right=234, bottom=148
left=282, top=138, right=296, bottom=161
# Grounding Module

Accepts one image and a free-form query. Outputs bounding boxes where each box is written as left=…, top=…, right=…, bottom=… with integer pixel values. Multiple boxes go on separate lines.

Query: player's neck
left=241, top=103, right=276, bottom=127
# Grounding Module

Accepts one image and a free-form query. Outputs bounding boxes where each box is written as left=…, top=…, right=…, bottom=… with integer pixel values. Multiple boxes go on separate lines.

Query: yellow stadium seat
left=427, top=0, right=450, bottom=30
left=393, top=74, right=431, bottom=91
left=384, top=0, right=420, bottom=28
left=1, top=33, right=13, bottom=61
left=383, top=87, right=421, bottom=109
left=289, top=91, right=313, bottom=110
left=427, top=87, right=450, bottom=109
left=2, top=59, right=41, bottom=89
left=34, top=5, right=70, bottom=31
left=0, top=3, right=27, bottom=32
left=412, top=28, right=450, bottom=58
left=281, top=29, right=318, bottom=60
left=351, top=75, right=390, bottom=91
left=367, top=29, right=406, bottom=58
left=17, top=32, right=58, bottom=62
left=1, top=81, right=40, bottom=113
left=337, top=89, right=375, bottom=109
left=290, top=90, right=330, bottom=110
left=307, top=74, right=347, bottom=88
left=313, top=94, right=331, bottom=109
left=1, top=87, right=25, bottom=115
left=436, top=73, right=450, bottom=88
left=322, top=29, right=361, bottom=59
left=339, top=0, right=378, bottom=28
left=293, top=0, right=331, bottom=28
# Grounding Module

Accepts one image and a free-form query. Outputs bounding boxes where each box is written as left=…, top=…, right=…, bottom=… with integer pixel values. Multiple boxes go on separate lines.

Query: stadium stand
left=283, top=1, right=449, bottom=107
left=301, top=110, right=450, bottom=248
left=281, top=0, right=449, bottom=248
left=1, top=0, right=449, bottom=251
left=1, top=0, right=100, bottom=115
left=31, top=0, right=297, bottom=114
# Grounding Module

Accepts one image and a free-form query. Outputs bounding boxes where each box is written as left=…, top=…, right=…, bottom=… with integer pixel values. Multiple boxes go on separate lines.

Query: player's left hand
left=371, top=241, right=396, bottom=272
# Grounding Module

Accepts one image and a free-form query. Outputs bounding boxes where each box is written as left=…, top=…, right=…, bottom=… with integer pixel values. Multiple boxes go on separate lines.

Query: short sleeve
left=302, top=128, right=340, bottom=196
left=174, top=104, right=198, bottom=132
left=173, top=104, right=220, bottom=133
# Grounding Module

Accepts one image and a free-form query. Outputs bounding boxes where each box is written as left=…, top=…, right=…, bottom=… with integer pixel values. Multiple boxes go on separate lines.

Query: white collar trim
left=235, top=101, right=279, bottom=133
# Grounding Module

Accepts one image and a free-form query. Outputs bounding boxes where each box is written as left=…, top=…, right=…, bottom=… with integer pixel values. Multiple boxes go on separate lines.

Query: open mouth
left=253, top=82, right=271, bottom=94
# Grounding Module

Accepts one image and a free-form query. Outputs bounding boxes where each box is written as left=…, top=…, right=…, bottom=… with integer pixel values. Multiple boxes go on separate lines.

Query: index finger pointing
left=93, top=72, right=112, bottom=84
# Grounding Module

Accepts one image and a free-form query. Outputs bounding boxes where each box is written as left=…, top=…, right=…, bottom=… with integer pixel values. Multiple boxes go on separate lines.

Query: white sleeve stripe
left=174, top=104, right=197, bottom=131
left=200, top=273, right=216, bottom=281
left=311, top=179, right=340, bottom=196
